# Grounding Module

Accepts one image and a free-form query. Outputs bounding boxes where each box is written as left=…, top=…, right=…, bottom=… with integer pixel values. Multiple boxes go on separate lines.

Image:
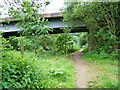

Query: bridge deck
left=1, top=13, right=88, bottom=37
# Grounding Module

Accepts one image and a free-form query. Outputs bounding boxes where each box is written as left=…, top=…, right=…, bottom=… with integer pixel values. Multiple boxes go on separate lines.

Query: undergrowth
left=2, top=51, right=76, bottom=89
left=82, top=51, right=118, bottom=65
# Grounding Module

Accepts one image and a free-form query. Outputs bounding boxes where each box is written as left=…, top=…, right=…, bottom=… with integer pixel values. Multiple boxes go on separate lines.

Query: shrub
left=2, top=51, right=42, bottom=89
left=79, top=32, right=88, bottom=48
left=9, top=36, right=19, bottom=51
left=55, top=33, right=74, bottom=53
left=2, top=38, right=13, bottom=52
left=2, top=51, right=76, bottom=89
left=23, top=35, right=57, bottom=54
left=83, top=43, right=88, bottom=53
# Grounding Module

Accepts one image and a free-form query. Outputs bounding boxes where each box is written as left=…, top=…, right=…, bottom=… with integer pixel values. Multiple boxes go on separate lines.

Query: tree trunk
left=20, top=38, right=24, bottom=57
left=117, top=2, right=120, bottom=60
left=88, top=31, right=93, bottom=51
left=35, top=48, right=37, bottom=54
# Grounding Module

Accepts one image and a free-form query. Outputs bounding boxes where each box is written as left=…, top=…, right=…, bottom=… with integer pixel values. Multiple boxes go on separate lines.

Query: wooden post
left=20, top=38, right=24, bottom=57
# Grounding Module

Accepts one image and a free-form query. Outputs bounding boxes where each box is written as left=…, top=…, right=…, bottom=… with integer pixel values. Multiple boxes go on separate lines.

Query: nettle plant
left=9, top=0, right=51, bottom=54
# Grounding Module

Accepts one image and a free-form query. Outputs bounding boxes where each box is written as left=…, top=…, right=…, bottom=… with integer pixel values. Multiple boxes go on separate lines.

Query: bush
left=83, top=44, right=88, bottom=53
left=1, top=32, right=76, bottom=89
left=55, top=33, right=74, bottom=53
left=9, top=36, right=19, bottom=51
left=23, top=35, right=57, bottom=54
left=2, top=51, right=76, bottom=89
left=79, top=32, right=88, bottom=48
left=2, top=38, right=13, bottom=53
left=2, top=51, right=42, bottom=89
left=73, top=46, right=80, bottom=51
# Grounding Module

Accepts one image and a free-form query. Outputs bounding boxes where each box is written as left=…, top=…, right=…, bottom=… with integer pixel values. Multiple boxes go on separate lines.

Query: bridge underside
left=1, top=17, right=88, bottom=38
left=2, top=27, right=88, bottom=38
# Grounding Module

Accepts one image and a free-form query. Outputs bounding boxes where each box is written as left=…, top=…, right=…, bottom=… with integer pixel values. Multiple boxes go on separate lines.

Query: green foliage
left=2, top=36, right=76, bottom=89
left=2, top=51, right=76, bottom=89
left=63, top=2, right=119, bottom=54
left=9, top=36, right=19, bottom=50
left=88, top=75, right=118, bottom=88
left=72, top=36, right=79, bottom=44
left=2, top=38, right=13, bottom=52
left=55, top=33, right=74, bottom=53
left=2, top=51, right=42, bottom=89
left=23, top=34, right=57, bottom=54
left=83, top=43, right=88, bottom=53
left=9, top=0, right=52, bottom=54
left=79, top=32, right=88, bottom=48
left=70, top=33, right=80, bottom=50
left=82, top=51, right=118, bottom=65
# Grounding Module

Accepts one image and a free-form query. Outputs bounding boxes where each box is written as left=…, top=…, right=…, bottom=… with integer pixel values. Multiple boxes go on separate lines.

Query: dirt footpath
left=71, top=51, right=96, bottom=88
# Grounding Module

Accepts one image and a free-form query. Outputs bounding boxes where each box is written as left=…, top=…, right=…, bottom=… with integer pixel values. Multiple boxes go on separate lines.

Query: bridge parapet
left=1, top=12, right=63, bottom=22
left=41, top=12, right=63, bottom=18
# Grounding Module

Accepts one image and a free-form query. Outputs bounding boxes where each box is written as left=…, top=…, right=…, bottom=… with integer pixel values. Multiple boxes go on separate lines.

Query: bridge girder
left=1, top=16, right=88, bottom=38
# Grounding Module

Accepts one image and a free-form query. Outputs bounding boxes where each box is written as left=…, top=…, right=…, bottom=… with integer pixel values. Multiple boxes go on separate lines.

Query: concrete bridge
left=1, top=12, right=88, bottom=38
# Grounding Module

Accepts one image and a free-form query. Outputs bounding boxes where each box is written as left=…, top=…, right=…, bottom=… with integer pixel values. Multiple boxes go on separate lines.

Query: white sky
left=43, top=0, right=66, bottom=13
left=0, top=0, right=66, bottom=18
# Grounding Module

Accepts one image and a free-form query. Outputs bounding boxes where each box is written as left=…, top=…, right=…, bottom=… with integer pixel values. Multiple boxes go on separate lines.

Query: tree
left=62, top=2, right=119, bottom=54
left=8, top=0, right=51, bottom=54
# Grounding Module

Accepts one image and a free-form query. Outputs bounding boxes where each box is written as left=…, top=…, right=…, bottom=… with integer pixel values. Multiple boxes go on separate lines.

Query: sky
left=43, top=0, right=66, bottom=13
left=1, top=0, right=119, bottom=18
left=0, top=0, right=66, bottom=18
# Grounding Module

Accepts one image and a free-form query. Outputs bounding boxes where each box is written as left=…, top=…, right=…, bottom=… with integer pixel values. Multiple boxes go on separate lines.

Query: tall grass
left=82, top=51, right=118, bottom=65
left=2, top=50, right=76, bottom=89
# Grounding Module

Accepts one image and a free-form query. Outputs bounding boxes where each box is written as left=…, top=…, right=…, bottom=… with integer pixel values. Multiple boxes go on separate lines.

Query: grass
left=82, top=52, right=118, bottom=65
left=2, top=50, right=76, bottom=88
left=82, top=52, right=118, bottom=88
left=3, top=50, right=118, bottom=88
left=36, top=53, right=77, bottom=88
